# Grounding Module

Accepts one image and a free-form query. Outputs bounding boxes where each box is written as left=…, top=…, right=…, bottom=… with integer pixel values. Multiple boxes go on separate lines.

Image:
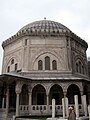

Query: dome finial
left=44, top=17, right=46, bottom=20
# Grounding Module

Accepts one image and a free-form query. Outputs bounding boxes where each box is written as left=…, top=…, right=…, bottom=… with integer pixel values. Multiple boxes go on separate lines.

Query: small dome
left=18, top=20, right=70, bottom=35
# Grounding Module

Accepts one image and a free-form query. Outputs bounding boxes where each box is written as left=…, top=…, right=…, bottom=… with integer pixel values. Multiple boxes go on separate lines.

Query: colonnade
left=15, top=93, right=88, bottom=117
left=1, top=83, right=89, bottom=118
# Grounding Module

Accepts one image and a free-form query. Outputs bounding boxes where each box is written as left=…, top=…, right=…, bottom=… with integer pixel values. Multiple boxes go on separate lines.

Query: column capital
left=16, top=92, right=20, bottom=94
left=28, top=92, right=32, bottom=95
left=80, top=91, right=83, bottom=96
left=63, top=91, right=67, bottom=97
left=15, top=85, right=21, bottom=94
left=46, top=93, right=49, bottom=96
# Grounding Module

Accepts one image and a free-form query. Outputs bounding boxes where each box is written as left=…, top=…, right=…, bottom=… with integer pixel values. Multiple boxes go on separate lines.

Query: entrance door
left=37, top=93, right=44, bottom=105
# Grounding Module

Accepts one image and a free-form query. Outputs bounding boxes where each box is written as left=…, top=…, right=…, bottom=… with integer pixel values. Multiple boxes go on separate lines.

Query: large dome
left=2, top=19, right=88, bottom=49
left=18, top=20, right=71, bottom=34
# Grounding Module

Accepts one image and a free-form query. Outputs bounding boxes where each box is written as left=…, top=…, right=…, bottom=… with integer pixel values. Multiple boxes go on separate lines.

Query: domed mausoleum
left=0, top=20, right=90, bottom=119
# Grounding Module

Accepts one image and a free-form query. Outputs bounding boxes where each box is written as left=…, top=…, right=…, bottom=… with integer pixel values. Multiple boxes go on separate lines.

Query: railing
left=79, top=104, right=83, bottom=114
left=49, top=105, right=63, bottom=115
left=19, top=105, right=63, bottom=116
left=19, top=104, right=84, bottom=116
left=19, top=105, right=29, bottom=115
left=31, top=105, right=47, bottom=115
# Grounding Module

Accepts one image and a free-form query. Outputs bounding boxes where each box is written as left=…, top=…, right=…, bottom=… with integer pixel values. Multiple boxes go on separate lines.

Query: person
left=68, top=107, right=76, bottom=120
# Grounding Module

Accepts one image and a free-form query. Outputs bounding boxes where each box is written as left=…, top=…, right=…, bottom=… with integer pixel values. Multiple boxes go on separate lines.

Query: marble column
left=16, top=93, right=20, bottom=116
left=65, top=97, right=69, bottom=118
left=74, top=95, right=79, bottom=118
left=2, top=97, right=5, bottom=108
left=82, top=95, right=87, bottom=116
left=62, top=98, right=65, bottom=118
left=52, top=99, right=55, bottom=118
left=6, top=87, right=9, bottom=117
left=28, top=92, right=32, bottom=115
left=63, top=91, right=67, bottom=118
left=88, top=105, right=90, bottom=118
left=47, top=94, right=49, bottom=113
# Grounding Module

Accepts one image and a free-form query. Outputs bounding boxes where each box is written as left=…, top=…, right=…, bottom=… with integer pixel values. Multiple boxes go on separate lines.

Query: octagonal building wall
left=2, top=35, right=71, bottom=73
left=1, top=20, right=88, bottom=77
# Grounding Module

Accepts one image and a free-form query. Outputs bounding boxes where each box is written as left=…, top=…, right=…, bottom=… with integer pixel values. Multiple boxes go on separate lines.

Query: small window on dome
left=53, top=31, right=55, bottom=33
left=57, top=30, right=59, bottom=33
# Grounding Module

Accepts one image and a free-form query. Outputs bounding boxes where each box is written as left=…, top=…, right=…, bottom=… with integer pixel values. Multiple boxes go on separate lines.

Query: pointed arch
left=38, top=60, right=43, bottom=70
left=52, top=60, right=57, bottom=70
left=20, top=84, right=29, bottom=105
left=67, top=84, right=81, bottom=104
left=49, top=84, right=64, bottom=105
left=45, top=56, right=50, bottom=70
left=30, top=49, right=65, bottom=70
left=32, top=84, right=46, bottom=105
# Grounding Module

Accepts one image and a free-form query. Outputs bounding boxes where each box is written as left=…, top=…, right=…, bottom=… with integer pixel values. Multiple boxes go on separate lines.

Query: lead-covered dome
left=2, top=19, right=88, bottom=49
left=17, top=20, right=71, bottom=35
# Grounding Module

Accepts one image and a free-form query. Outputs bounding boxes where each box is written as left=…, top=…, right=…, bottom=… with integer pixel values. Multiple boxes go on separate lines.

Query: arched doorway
left=49, top=84, right=64, bottom=105
left=32, top=85, right=46, bottom=105
left=67, top=84, right=81, bottom=104
left=20, top=84, right=29, bottom=105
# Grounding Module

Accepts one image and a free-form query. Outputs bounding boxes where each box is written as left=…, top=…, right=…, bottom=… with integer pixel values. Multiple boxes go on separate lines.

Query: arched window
left=25, top=39, right=27, bottom=46
left=11, top=59, right=14, bottom=64
left=7, top=66, right=10, bottom=72
left=52, top=60, right=57, bottom=70
left=45, top=56, right=50, bottom=70
left=15, top=63, right=18, bottom=71
left=76, top=63, right=78, bottom=72
left=38, top=60, right=43, bottom=70
left=79, top=61, right=81, bottom=73
left=82, top=66, right=84, bottom=74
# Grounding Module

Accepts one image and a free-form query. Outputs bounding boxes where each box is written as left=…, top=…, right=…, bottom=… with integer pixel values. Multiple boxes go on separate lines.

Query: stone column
left=65, top=97, right=69, bottom=118
left=28, top=92, right=32, bottom=115
left=15, top=82, right=21, bottom=116
left=88, top=105, right=90, bottom=118
left=47, top=94, right=49, bottom=113
left=63, top=91, right=67, bottom=118
left=62, top=98, right=65, bottom=118
left=52, top=99, right=55, bottom=118
left=2, top=97, right=5, bottom=108
left=74, top=95, right=79, bottom=118
left=82, top=95, right=87, bottom=116
left=6, top=87, right=9, bottom=117
left=16, top=93, right=20, bottom=116
left=2, top=89, right=6, bottom=109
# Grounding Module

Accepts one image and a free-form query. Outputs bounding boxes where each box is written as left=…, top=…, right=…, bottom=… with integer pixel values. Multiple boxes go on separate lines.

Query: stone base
left=79, top=116, right=89, bottom=120
left=47, top=118, right=57, bottom=120
left=47, top=118, right=67, bottom=120
left=47, top=117, right=90, bottom=120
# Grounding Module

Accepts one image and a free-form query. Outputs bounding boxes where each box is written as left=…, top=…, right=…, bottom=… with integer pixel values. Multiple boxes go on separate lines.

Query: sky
left=0, top=0, right=90, bottom=73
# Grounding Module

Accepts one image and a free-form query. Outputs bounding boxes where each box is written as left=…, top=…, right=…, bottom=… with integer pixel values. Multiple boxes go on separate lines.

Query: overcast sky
left=0, top=0, right=90, bottom=73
